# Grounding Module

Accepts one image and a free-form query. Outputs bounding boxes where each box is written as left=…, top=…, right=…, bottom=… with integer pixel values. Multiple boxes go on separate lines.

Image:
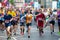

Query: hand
left=10, top=18, right=13, bottom=22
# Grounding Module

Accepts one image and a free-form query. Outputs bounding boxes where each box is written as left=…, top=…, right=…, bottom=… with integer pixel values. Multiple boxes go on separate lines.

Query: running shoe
left=28, top=36, right=30, bottom=38
left=42, top=31, right=44, bottom=34
left=51, top=32, right=53, bottom=34
left=7, top=37, right=11, bottom=40
left=26, top=30, right=28, bottom=32
left=53, top=30, right=54, bottom=32
left=14, top=33, right=16, bottom=35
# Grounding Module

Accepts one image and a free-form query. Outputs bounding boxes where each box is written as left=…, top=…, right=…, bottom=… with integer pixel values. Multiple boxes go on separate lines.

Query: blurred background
left=0, top=0, right=60, bottom=8
left=0, top=0, right=60, bottom=10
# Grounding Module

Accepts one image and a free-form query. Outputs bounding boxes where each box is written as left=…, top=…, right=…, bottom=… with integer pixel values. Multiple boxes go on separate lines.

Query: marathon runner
left=48, top=9, right=56, bottom=34
left=20, top=8, right=25, bottom=35
left=26, top=10, right=33, bottom=38
left=8, top=8, right=18, bottom=35
left=36, top=9, right=45, bottom=36
left=4, top=10, right=12, bottom=40
left=0, top=7, right=5, bottom=31
left=57, top=9, right=60, bottom=32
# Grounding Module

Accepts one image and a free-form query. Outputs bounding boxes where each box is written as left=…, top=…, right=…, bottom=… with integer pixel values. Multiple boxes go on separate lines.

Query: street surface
left=0, top=20, right=60, bottom=40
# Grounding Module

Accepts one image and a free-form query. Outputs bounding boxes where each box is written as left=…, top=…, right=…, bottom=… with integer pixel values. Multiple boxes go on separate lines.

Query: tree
left=9, top=0, right=14, bottom=5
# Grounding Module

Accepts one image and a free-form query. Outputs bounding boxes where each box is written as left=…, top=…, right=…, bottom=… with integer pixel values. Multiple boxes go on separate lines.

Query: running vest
left=26, top=14, right=33, bottom=23
left=49, top=13, right=55, bottom=21
left=8, top=11, right=16, bottom=17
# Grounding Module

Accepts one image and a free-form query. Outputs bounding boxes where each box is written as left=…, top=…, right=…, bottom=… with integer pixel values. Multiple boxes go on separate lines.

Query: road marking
left=0, top=36, right=17, bottom=40
left=58, top=38, right=60, bottom=40
left=0, top=36, right=6, bottom=38
left=11, top=37, right=17, bottom=40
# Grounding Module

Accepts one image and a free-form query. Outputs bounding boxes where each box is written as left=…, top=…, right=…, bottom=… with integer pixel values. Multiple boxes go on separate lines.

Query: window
left=25, top=0, right=31, bottom=3
left=53, top=0, right=58, bottom=1
left=58, top=0, right=60, bottom=1
left=0, top=0, right=2, bottom=2
left=33, top=0, right=37, bottom=2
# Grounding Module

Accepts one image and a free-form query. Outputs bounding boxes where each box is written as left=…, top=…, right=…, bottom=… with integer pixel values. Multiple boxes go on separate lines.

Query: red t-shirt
left=36, top=13, right=45, bottom=27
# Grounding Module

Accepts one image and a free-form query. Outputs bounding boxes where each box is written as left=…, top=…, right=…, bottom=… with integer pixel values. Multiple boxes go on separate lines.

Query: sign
left=34, top=2, right=40, bottom=9
left=52, top=1, right=57, bottom=9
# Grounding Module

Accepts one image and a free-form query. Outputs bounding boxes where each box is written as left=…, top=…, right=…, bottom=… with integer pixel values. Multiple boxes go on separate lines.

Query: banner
left=34, top=2, right=40, bottom=9
left=52, top=1, right=57, bottom=9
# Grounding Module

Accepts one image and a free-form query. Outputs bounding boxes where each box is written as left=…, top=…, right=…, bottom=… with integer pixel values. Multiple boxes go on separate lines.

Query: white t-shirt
left=49, top=14, right=55, bottom=21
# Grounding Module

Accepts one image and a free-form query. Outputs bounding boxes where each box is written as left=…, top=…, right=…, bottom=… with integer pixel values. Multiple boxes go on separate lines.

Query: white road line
left=11, top=37, right=17, bottom=40
left=58, top=38, right=60, bottom=40
left=0, top=36, right=17, bottom=40
left=0, top=36, right=6, bottom=38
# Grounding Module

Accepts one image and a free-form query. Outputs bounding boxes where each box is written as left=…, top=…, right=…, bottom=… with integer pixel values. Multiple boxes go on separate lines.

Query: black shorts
left=49, top=20, right=55, bottom=25
left=58, top=22, right=60, bottom=26
left=26, top=23, right=32, bottom=28
left=5, top=22, right=11, bottom=28
left=20, top=22, right=25, bottom=26
left=11, top=20, right=17, bottom=26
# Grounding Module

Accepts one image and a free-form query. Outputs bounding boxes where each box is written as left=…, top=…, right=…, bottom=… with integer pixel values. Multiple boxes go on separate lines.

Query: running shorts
left=20, top=22, right=25, bottom=26
left=5, top=22, right=11, bottom=28
left=58, top=21, right=60, bottom=26
left=26, top=23, right=32, bottom=28
left=38, top=20, right=44, bottom=27
left=11, top=20, right=17, bottom=26
left=49, top=20, right=55, bottom=25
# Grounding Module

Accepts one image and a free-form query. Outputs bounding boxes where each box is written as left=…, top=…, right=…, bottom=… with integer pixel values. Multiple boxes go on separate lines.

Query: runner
left=26, top=10, right=33, bottom=38
left=48, top=9, right=55, bottom=34
left=36, top=9, right=45, bottom=36
left=43, top=9, right=49, bottom=27
left=34, top=9, right=39, bottom=29
left=34, top=9, right=39, bottom=22
left=0, top=7, right=5, bottom=31
left=16, top=9, right=20, bottom=25
left=8, top=8, right=18, bottom=35
left=4, top=10, right=12, bottom=40
left=57, top=9, right=60, bottom=32
left=20, top=9, right=25, bottom=35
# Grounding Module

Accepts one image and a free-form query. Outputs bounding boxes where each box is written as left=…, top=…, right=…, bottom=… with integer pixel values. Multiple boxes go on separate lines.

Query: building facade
left=14, top=0, right=25, bottom=7
left=14, top=0, right=38, bottom=7
left=38, top=0, right=58, bottom=8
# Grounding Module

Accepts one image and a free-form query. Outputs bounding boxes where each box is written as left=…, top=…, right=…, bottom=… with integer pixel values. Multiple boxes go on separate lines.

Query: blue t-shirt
left=4, top=15, right=12, bottom=20
left=0, top=14, right=4, bottom=21
left=20, top=13, right=26, bottom=22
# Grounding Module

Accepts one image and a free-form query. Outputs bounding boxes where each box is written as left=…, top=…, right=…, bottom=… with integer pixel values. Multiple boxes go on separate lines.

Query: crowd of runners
left=0, top=5, right=60, bottom=40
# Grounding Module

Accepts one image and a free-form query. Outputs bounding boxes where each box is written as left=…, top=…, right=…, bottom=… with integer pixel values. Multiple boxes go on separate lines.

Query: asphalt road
left=0, top=20, right=60, bottom=40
